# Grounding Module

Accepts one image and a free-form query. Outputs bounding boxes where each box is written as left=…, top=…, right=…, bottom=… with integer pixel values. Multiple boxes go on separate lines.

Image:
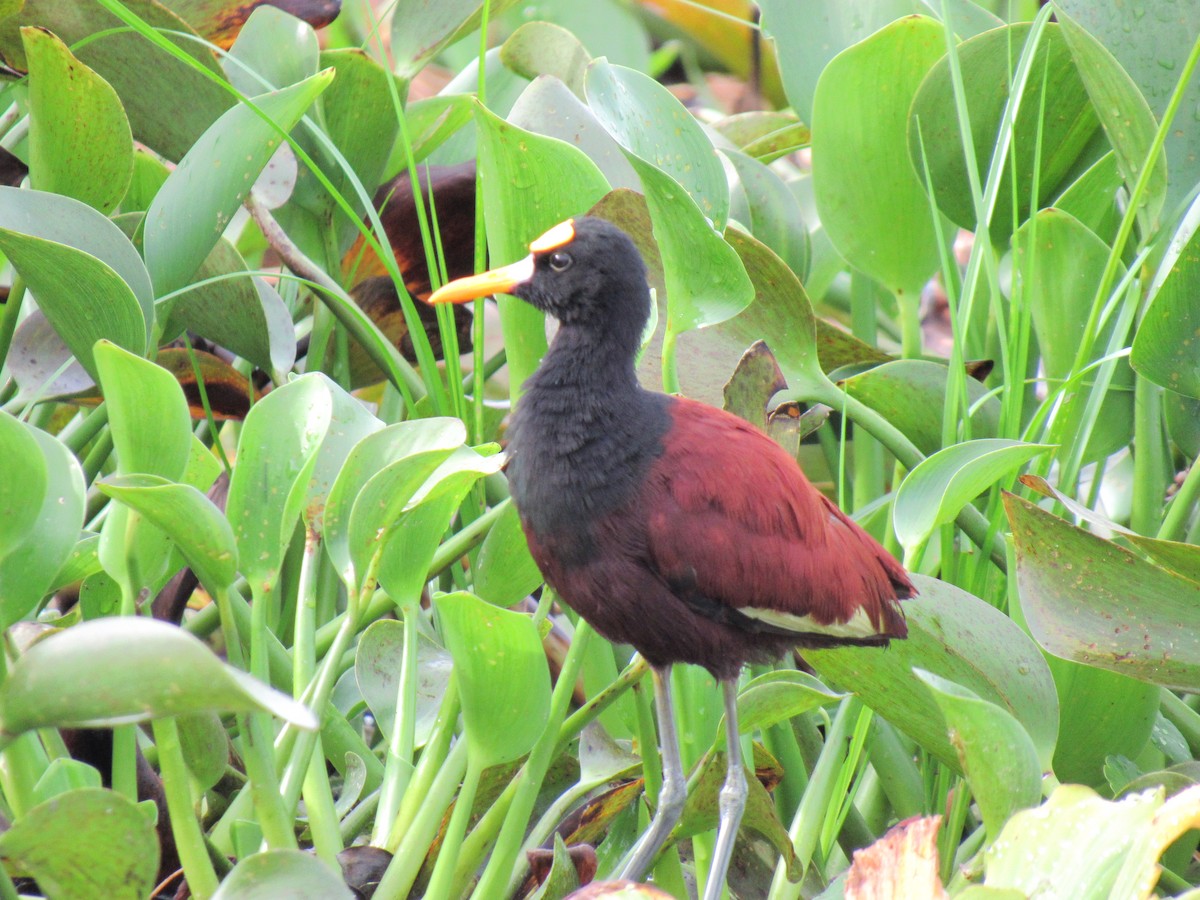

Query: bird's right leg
left=619, top=665, right=687, bottom=883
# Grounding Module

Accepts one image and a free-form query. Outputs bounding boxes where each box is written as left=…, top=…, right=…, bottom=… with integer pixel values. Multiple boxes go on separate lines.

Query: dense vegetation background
left=0, top=0, right=1197, bottom=897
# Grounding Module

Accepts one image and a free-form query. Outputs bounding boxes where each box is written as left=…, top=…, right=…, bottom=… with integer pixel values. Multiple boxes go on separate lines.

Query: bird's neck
left=526, top=322, right=642, bottom=401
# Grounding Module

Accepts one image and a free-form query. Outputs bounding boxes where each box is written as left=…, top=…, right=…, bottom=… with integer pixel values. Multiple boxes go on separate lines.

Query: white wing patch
left=738, top=604, right=883, bottom=639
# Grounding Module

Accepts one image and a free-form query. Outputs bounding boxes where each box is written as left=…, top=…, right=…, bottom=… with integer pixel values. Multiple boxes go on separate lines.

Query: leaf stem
left=152, top=717, right=220, bottom=899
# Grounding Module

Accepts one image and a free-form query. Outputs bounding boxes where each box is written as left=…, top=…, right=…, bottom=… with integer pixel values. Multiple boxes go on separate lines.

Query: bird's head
left=428, top=217, right=651, bottom=344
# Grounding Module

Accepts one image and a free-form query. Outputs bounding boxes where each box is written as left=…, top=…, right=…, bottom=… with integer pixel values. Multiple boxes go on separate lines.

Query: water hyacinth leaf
left=434, top=591, right=551, bottom=768
left=355, top=621, right=453, bottom=748
left=842, top=359, right=1001, bottom=456
left=212, top=849, right=355, bottom=900
left=376, top=490, right=460, bottom=608
left=1054, top=150, right=1123, bottom=243
left=177, top=710, right=230, bottom=792
left=224, top=4, right=318, bottom=94
left=97, top=475, right=238, bottom=593
left=724, top=148, right=809, bottom=280
left=1006, top=493, right=1200, bottom=692
left=0, top=788, right=157, bottom=900
left=390, top=0, right=522, bottom=80
left=714, top=111, right=810, bottom=163
left=323, top=418, right=466, bottom=589
left=915, top=670, right=1043, bottom=838
left=0, top=0, right=234, bottom=161
left=908, top=23, right=1099, bottom=240
left=733, top=670, right=845, bottom=738
left=501, top=21, right=591, bottom=95
left=894, top=439, right=1054, bottom=554
left=807, top=575, right=1059, bottom=771
left=32, top=759, right=103, bottom=807
left=475, top=501, right=543, bottom=607
left=475, top=103, right=609, bottom=395
left=811, top=15, right=945, bottom=297
left=165, top=0, right=340, bottom=50
left=161, top=238, right=296, bottom=377
left=0, top=411, right=48, bottom=565
left=1017, top=207, right=1134, bottom=457
left=94, top=341, right=191, bottom=481
left=586, top=59, right=753, bottom=334
left=1132, top=197, right=1200, bottom=400
left=1053, top=4, right=1167, bottom=230
left=144, top=70, right=333, bottom=297
left=980, top=784, right=1160, bottom=897
left=226, top=374, right=332, bottom=592
left=22, top=26, right=133, bottom=214
left=0, top=420, right=85, bottom=629
left=45, top=533, right=102, bottom=597
left=0, top=617, right=316, bottom=735
left=7, top=310, right=95, bottom=404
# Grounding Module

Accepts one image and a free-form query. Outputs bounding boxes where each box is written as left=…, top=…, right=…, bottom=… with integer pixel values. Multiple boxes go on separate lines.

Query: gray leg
left=619, top=665, right=688, bottom=883
left=702, top=678, right=747, bottom=900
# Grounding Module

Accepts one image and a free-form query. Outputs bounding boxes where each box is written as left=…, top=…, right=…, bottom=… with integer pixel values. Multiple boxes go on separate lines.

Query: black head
left=428, top=216, right=651, bottom=347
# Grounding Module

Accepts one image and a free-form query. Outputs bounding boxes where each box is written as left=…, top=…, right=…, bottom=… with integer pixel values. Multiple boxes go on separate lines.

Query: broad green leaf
left=97, top=475, right=238, bottom=593
left=1007, top=493, right=1200, bottom=692
left=501, top=21, right=591, bottom=95
left=390, top=0, right=523, bottom=80
left=916, top=670, right=1043, bottom=838
left=508, top=0, right=651, bottom=74
left=177, top=711, right=229, bottom=792
left=144, top=71, right=334, bottom=296
left=714, top=111, right=810, bottom=164
left=0, top=0, right=234, bottom=161
left=0, top=419, right=85, bottom=629
left=1057, top=0, right=1200, bottom=215
left=161, top=238, right=297, bottom=377
left=224, top=5, right=318, bottom=94
left=1054, top=150, right=1122, bottom=243
left=807, top=575, right=1059, bottom=771
left=1017, top=207, right=1134, bottom=457
left=758, top=0, right=911, bottom=122
left=475, top=103, right=610, bottom=396
left=842, top=359, right=1001, bottom=456
left=355, top=621, right=452, bottom=749
left=0, top=411, right=48, bottom=564
left=0, top=617, right=316, bottom=735
left=895, top=439, right=1053, bottom=553
left=586, top=59, right=753, bottom=335
left=981, top=784, right=1161, bottom=897
left=908, top=23, right=1099, bottom=240
left=475, top=501, right=543, bottom=607
left=811, top=15, right=945, bottom=297
left=1053, top=4, right=1167, bottom=229
left=0, top=788, right=157, bottom=900
left=1132, top=195, right=1200, bottom=399
left=732, top=670, right=845, bottom=738
left=22, top=26, right=133, bottom=214
left=212, top=849, right=355, bottom=900
left=226, top=375, right=332, bottom=592
left=32, top=759, right=102, bottom=806
left=724, top=148, right=809, bottom=280
left=94, top=341, right=191, bottom=480
left=45, top=533, right=102, bottom=597
left=434, top=591, right=551, bottom=768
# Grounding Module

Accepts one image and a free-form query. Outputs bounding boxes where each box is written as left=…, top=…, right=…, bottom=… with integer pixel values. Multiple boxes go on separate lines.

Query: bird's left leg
left=703, top=677, right=747, bottom=900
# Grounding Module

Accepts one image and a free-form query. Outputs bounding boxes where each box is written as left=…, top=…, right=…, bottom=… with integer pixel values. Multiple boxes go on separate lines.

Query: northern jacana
left=429, top=217, right=913, bottom=897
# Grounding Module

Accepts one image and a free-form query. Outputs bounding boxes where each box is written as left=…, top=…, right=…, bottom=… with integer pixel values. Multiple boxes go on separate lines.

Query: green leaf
left=724, top=148, right=809, bottom=280
left=475, top=102, right=610, bottom=395
left=475, top=501, right=543, bottom=607
left=895, top=439, right=1054, bottom=554
left=733, top=670, right=845, bottom=738
left=0, top=788, right=158, bottom=900
left=226, top=375, right=332, bottom=592
left=1132, top=199, right=1200, bottom=399
left=212, top=849, right=355, bottom=899
left=22, top=26, right=133, bottom=214
left=355, top=621, right=452, bottom=749
left=434, top=591, right=551, bottom=768
left=586, top=59, right=753, bottom=334
left=500, top=21, right=591, bottom=94
left=0, top=417, right=86, bottom=629
left=390, top=0, right=523, bottom=81
left=144, top=71, right=334, bottom=296
left=224, top=5, right=318, bottom=94
left=97, top=475, right=238, bottom=593
left=1017, top=207, right=1134, bottom=457
left=177, top=711, right=229, bottom=792
left=1053, top=4, right=1168, bottom=229
left=811, top=15, right=945, bottom=297
left=1006, top=492, right=1200, bottom=692
left=916, top=670, right=1043, bottom=838
left=908, top=23, right=1099, bottom=240
left=807, top=575, right=1059, bottom=771
left=0, top=617, right=316, bottom=735
left=842, top=359, right=1001, bottom=456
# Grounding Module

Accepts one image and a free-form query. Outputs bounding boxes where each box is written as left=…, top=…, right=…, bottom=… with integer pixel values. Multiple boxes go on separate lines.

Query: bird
left=429, top=216, right=913, bottom=898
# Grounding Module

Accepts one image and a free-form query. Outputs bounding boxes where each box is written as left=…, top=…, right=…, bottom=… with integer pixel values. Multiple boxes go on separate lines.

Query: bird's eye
left=548, top=251, right=572, bottom=272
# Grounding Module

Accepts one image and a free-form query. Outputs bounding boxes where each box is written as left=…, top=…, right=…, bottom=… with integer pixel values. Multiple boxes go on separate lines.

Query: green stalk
left=293, top=529, right=321, bottom=693
left=241, top=711, right=297, bottom=849
left=471, top=623, right=594, bottom=899
left=865, top=718, right=923, bottom=819
left=302, top=737, right=343, bottom=865
left=371, top=600, right=421, bottom=845
left=425, top=756, right=484, bottom=900
left=661, top=329, right=679, bottom=394
left=1159, top=451, right=1200, bottom=541
left=0, top=277, right=23, bottom=372
left=111, top=726, right=138, bottom=803
left=59, top=403, right=109, bottom=457
left=1131, top=378, right=1166, bottom=536
left=152, top=717, right=220, bottom=899
left=385, top=679, right=461, bottom=850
